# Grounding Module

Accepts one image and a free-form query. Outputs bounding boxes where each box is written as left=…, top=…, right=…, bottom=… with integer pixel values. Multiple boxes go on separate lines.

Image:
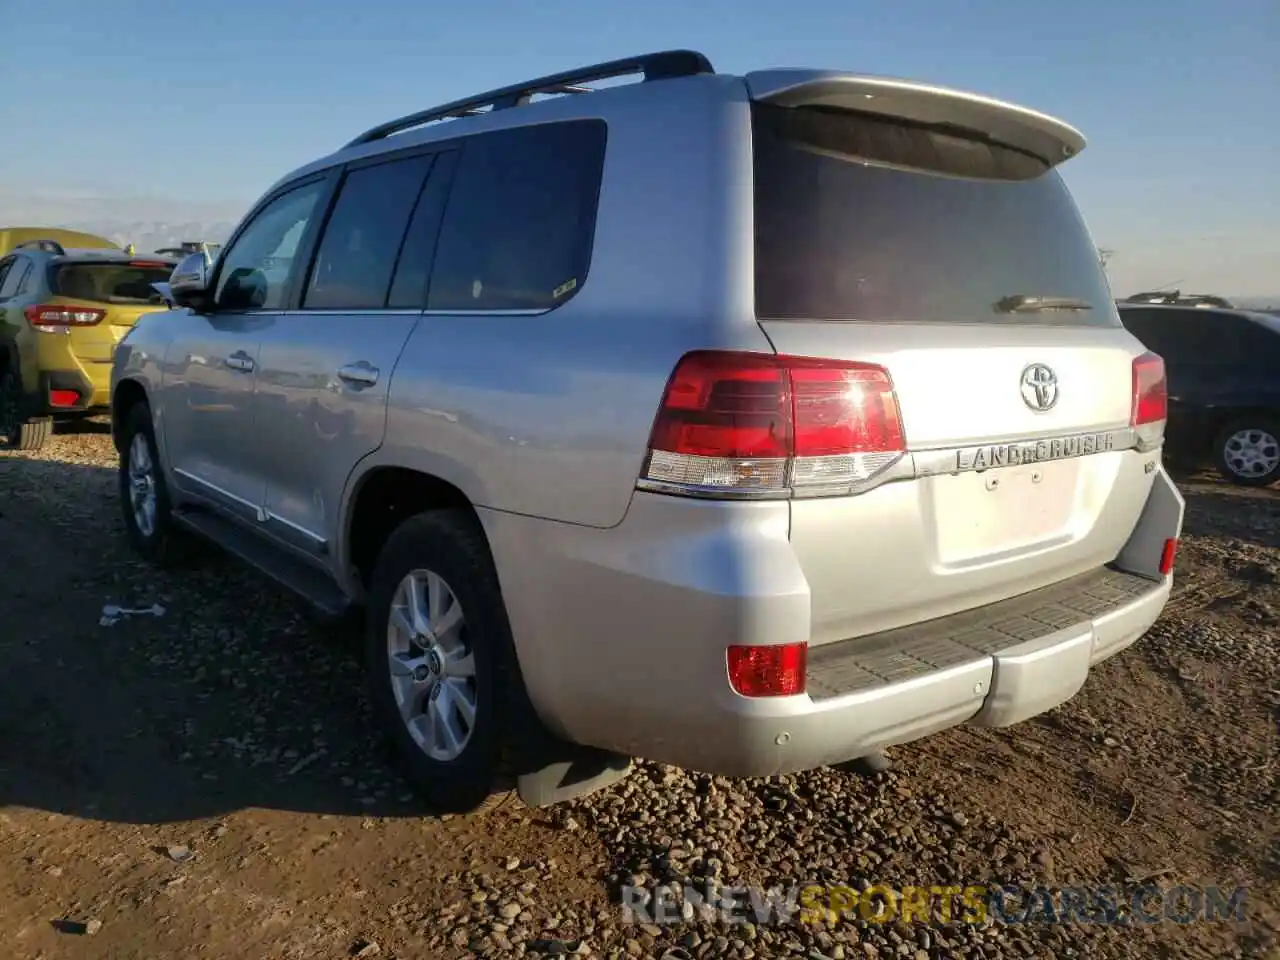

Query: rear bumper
left=29, top=369, right=103, bottom=416
left=793, top=565, right=1168, bottom=769
left=481, top=466, right=1184, bottom=778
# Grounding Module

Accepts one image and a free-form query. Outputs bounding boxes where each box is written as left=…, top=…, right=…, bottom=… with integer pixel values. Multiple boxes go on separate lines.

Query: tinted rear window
left=52, top=262, right=173, bottom=305
left=752, top=103, right=1117, bottom=327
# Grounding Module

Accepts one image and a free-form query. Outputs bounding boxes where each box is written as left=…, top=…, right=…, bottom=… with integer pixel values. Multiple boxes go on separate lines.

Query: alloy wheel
left=385, top=568, right=478, bottom=762
left=128, top=433, right=158, bottom=537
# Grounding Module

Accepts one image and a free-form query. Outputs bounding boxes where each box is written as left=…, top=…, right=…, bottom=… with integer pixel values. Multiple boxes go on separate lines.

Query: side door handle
left=226, top=350, right=256, bottom=373
left=337, top=361, right=379, bottom=387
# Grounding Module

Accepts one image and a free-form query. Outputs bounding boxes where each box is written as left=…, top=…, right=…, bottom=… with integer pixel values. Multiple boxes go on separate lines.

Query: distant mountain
left=0, top=188, right=246, bottom=256
left=1233, top=295, right=1280, bottom=311
left=61, top=220, right=239, bottom=256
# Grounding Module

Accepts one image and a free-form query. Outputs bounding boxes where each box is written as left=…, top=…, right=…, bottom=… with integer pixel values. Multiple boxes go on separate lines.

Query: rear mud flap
left=508, top=681, right=632, bottom=807
left=515, top=731, right=633, bottom=807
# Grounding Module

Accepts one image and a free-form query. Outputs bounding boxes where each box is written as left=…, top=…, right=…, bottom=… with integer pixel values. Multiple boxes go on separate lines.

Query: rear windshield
left=751, top=102, right=1117, bottom=327
left=51, top=262, right=173, bottom=306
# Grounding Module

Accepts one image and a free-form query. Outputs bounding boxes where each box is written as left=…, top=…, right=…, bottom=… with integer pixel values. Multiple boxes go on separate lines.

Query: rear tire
left=1214, top=416, right=1280, bottom=487
left=364, top=509, right=520, bottom=815
left=118, top=401, right=183, bottom=564
left=0, top=368, right=51, bottom=451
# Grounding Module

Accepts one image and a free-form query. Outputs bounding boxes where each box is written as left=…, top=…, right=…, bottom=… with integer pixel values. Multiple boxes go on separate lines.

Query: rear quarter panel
left=370, top=76, right=768, bottom=529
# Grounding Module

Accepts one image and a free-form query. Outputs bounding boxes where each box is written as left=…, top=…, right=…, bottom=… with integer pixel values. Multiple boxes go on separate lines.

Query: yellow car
left=0, top=226, right=119, bottom=257
left=0, top=236, right=176, bottom=450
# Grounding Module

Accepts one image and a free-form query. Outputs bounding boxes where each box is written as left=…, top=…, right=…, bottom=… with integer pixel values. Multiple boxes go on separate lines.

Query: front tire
left=0, top=368, right=51, bottom=451
left=1214, top=417, right=1280, bottom=487
left=118, top=402, right=181, bottom=563
left=365, top=510, right=520, bottom=814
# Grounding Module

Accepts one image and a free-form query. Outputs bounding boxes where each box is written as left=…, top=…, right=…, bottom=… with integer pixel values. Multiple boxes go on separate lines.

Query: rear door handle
left=337, top=361, right=379, bottom=387
left=226, top=351, right=255, bottom=373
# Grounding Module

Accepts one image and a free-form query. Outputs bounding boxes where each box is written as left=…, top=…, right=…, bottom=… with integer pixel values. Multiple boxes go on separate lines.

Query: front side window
left=303, top=154, right=435, bottom=310
left=214, top=180, right=327, bottom=311
left=427, top=119, right=607, bottom=312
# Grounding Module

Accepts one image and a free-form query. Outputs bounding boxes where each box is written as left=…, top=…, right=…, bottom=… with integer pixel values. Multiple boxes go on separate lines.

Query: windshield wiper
left=994, top=294, right=1093, bottom=314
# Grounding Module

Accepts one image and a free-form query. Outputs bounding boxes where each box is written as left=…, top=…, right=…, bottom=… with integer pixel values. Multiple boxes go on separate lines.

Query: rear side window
left=752, top=103, right=1117, bottom=327
left=51, top=262, right=171, bottom=305
left=1193, top=312, right=1280, bottom=365
left=1, top=260, right=32, bottom=299
left=303, top=153, right=435, bottom=310
left=426, top=119, right=607, bottom=312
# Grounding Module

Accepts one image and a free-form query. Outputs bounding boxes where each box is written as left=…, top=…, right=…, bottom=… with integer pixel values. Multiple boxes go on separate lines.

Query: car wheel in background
left=364, top=509, right=519, bottom=814
left=0, top=368, right=52, bottom=451
left=1214, top=416, right=1280, bottom=487
left=118, top=401, right=182, bottom=562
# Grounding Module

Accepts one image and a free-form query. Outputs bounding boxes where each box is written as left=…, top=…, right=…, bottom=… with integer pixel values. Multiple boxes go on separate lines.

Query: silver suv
left=111, top=50, right=1185, bottom=814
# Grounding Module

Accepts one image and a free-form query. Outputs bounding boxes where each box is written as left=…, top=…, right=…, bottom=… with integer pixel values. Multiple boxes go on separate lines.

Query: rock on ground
left=0, top=422, right=1276, bottom=959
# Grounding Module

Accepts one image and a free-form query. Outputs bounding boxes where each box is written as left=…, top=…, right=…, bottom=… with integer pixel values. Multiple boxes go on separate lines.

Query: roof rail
left=344, top=49, right=715, bottom=148
left=14, top=239, right=66, bottom=256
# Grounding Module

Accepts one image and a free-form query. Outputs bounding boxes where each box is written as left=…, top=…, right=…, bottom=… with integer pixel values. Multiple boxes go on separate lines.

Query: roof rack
left=344, top=49, right=714, bottom=148
left=14, top=239, right=66, bottom=255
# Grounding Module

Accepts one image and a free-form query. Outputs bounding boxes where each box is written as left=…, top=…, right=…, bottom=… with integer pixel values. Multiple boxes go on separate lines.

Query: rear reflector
left=1131, top=352, right=1167, bottom=426
left=1159, top=538, right=1178, bottom=576
left=640, top=351, right=906, bottom=498
left=727, top=643, right=807, bottom=697
left=25, top=305, right=106, bottom=330
left=49, top=389, right=79, bottom=407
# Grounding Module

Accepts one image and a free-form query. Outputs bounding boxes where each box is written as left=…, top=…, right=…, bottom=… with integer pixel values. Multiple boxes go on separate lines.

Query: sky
left=0, top=0, right=1276, bottom=299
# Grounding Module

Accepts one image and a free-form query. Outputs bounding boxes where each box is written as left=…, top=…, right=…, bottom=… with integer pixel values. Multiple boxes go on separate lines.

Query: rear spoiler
left=744, top=69, right=1086, bottom=167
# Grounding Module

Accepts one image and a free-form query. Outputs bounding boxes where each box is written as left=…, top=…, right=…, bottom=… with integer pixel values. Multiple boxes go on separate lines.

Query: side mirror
left=168, top=252, right=213, bottom=310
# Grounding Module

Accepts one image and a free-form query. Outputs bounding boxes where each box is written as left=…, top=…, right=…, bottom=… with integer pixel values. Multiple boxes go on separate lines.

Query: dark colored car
left=1118, top=303, right=1280, bottom=485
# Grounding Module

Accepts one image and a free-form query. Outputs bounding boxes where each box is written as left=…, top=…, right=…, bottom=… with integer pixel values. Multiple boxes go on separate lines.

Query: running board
left=172, top=508, right=353, bottom=619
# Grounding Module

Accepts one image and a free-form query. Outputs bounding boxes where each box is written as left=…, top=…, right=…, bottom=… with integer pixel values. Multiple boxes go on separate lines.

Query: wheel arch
left=111, top=378, right=151, bottom=454
left=341, top=464, right=481, bottom=595
left=0, top=334, right=17, bottom=378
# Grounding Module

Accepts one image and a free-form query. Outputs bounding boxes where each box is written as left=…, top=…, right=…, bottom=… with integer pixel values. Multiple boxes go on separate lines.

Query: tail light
left=638, top=351, right=906, bottom=498
left=1131, top=352, right=1167, bottom=427
left=25, top=305, right=106, bottom=333
left=727, top=643, right=807, bottom=697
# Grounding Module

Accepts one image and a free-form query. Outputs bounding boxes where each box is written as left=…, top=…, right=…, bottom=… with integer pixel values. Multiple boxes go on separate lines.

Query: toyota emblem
left=1020, top=364, right=1059, bottom=412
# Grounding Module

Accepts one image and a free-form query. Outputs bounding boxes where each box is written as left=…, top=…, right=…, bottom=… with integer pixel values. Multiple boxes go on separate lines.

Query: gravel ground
left=0, top=420, right=1276, bottom=960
